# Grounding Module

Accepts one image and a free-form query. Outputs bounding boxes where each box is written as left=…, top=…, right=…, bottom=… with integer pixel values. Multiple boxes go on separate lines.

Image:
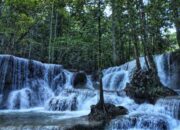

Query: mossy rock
left=125, top=69, right=178, bottom=104
left=88, top=102, right=128, bottom=121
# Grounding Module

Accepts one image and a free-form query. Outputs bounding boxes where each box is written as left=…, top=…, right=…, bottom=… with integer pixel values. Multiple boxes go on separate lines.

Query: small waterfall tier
left=103, top=52, right=180, bottom=91
left=156, top=96, right=180, bottom=119
left=106, top=114, right=172, bottom=130
left=0, top=55, right=92, bottom=109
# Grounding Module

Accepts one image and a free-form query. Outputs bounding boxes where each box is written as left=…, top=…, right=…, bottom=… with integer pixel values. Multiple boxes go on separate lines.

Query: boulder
left=72, top=71, right=87, bottom=88
left=88, top=102, right=128, bottom=121
left=125, top=69, right=178, bottom=104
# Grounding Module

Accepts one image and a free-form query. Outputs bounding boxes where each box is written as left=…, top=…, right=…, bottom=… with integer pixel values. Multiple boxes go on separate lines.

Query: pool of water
left=0, top=108, right=91, bottom=130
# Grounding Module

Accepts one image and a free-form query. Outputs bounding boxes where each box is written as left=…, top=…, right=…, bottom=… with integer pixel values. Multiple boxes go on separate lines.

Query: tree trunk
left=48, top=3, right=54, bottom=63
left=98, top=0, right=104, bottom=109
left=127, top=0, right=141, bottom=70
left=139, top=0, right=160, bottom=83
left=139, top=0, right=151, bottom=70
left=111, top=0, right=117, bottom=65
left=141, top=1, right=149, bottom=69
left=133, top=38, right=141, bottom=70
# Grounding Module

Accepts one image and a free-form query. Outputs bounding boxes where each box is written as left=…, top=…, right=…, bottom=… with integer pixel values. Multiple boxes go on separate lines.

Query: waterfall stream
left=0, top=54, right=179, bottom=130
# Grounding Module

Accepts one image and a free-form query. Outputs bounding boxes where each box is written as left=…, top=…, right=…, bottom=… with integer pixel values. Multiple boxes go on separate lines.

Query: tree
left=98, top=0, right=105, bottom=109
left=0, top=0, right=178, bottom=72
left=111, top=0, right=117, bottom=65
left=138, top=0, right=150, bottom=70
left=127, top=0, right=141, bottom=70
left=171, top=0, right=180, bottom=47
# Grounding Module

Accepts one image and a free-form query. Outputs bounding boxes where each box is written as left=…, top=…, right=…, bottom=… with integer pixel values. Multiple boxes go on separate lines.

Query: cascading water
left=103, top=70, right=129, bottom=90
left=156, top=97, right=180, bottom=119
left=0, top=53, right=180, bottom=130
left=103, top=53, right=180, bottom=91
left=7, top=88, right=32, bottom=109
left=0, top=55, right=62, bottom=109
left=102, top=56, right=149, bottom=91
left=155, top=54, right=172, bottom=87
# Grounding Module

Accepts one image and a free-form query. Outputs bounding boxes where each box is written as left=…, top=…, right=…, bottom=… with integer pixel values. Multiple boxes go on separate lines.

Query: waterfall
left=46, top=88, right=134, bottom=111
left=0, top=55, right=92, bottom=109
left=7, top=88, right=32, bottom=109
left=102, top=53, right=180, bottom=91
left=102, top=57, right=148, bottom=91
left=1, top=53, right=177, bottom=109
left=46, top=89, right=97, bottom=111
left=0, top=53, right=180, bottom=130
left=156, top=97, right=180, bottom=119
left=103, top=70, right=129, bottom=90
left=155, top=54, right=171, bottom=87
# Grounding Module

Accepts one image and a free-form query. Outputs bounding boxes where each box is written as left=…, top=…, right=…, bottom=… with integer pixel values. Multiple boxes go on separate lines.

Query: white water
left=103, top=53, right=179, bottom=91
left=0, top=54, right=180, bottom=130
left=156, top=97, right=180, bottom=119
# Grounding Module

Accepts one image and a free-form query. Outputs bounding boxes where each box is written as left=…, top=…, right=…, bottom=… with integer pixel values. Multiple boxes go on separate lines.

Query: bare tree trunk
left=139, top=0, right=151, bottom=70
left=133, top=38, right=141, bottom=70
left=98, top=0, right=104, bottom=109
left=139, top=0, right=160, bottom=84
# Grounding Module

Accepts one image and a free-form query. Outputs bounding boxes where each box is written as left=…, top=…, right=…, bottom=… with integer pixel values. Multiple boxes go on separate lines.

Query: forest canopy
left=0, top=0, right=179, bottom=72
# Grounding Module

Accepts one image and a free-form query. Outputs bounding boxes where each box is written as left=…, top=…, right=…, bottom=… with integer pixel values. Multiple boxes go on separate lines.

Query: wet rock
left=72, top=71, right=87, bottom=88
left=88, top=102, right=128, bottom=121
left=66, top=122, right=105, bottom=130
left=125, top=69, right=178, bottom=104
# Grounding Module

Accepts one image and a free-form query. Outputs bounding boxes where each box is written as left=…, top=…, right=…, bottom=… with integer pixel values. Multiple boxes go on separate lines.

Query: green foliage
left=0, top=0, right=178, bottom=72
